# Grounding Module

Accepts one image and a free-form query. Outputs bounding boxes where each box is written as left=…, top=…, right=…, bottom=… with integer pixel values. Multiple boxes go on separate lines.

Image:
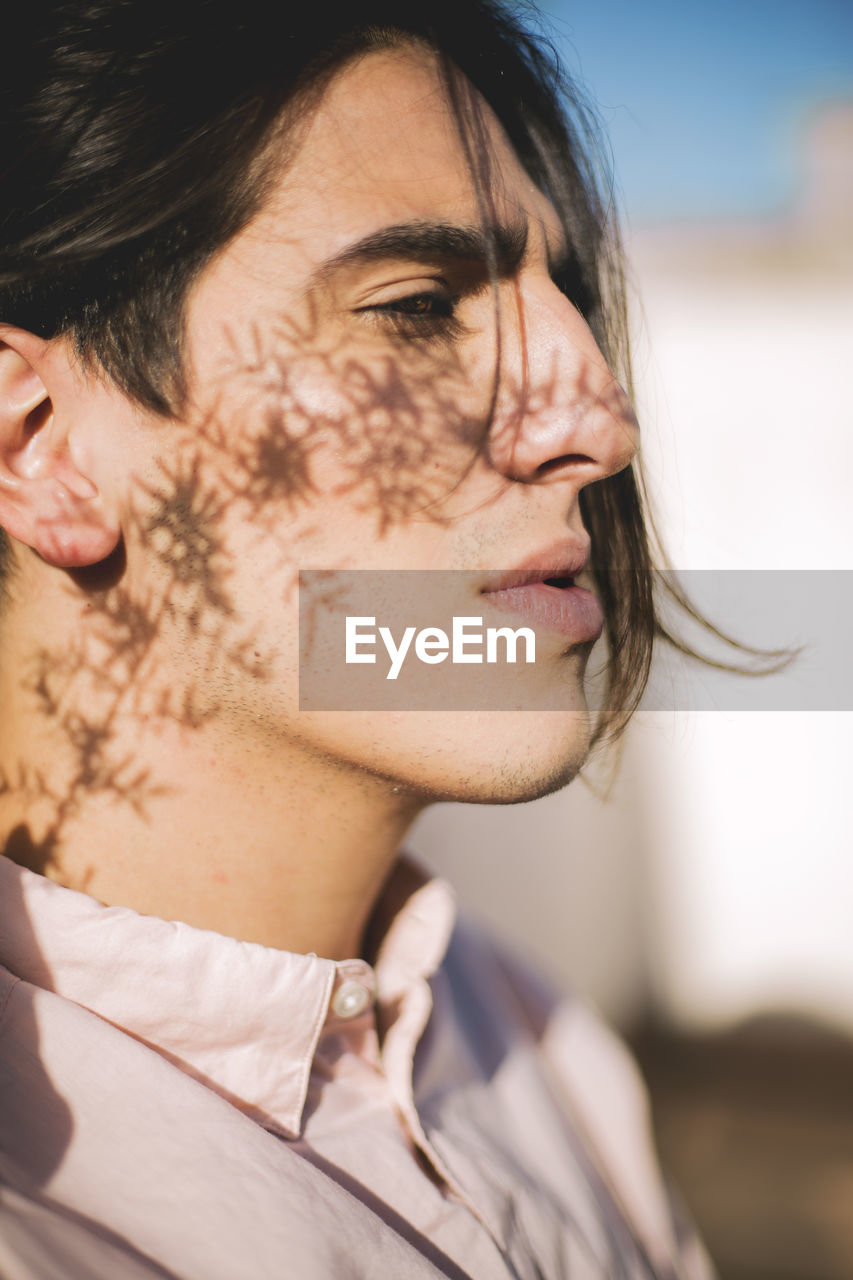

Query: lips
left=478, top=538, right=592, bottom=594
left=479, top=539, right=604, bottom=644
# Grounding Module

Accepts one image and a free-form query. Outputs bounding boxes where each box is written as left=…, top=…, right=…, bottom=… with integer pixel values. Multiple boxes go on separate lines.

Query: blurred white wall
left=410, top=749, right=654, bottom=1028
left=626, top=103, right=853, bottom=1032
left=411, top=103, right=853, bottom=1034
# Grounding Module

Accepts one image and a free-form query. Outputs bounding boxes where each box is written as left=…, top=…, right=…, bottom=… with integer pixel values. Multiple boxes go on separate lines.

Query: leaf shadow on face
left=0, top=279, right=632, bottom=879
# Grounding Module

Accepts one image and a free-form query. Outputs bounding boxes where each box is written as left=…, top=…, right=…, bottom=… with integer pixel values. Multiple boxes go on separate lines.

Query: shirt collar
left=0, top=852, right=455, bottom=1138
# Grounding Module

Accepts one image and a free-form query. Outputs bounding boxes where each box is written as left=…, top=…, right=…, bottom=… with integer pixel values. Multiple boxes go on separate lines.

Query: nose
left=485, top=276, right=639, bottom=487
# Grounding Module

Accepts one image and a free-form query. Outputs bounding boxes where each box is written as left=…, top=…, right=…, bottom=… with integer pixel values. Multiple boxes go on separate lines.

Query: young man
left=0, top=2, right=713, bottom=1275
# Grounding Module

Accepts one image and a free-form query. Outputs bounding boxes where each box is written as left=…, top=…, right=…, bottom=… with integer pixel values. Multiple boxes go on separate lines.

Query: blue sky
left=537, top=0, right=853, bottom=224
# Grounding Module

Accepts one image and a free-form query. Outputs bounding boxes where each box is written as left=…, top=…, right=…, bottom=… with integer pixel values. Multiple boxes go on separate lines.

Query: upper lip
left=480, top=538, right=591, bottom=593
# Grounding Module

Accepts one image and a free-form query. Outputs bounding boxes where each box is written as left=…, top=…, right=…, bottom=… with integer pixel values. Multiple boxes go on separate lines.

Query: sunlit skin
left=0, top=45, right=638, bottom=959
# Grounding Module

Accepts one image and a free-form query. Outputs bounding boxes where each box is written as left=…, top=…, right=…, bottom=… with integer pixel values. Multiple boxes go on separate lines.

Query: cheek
left=134, top=322, right=505, bottom=697
left=189, top=260, right=508, bottom=527
left=248, top=355, right=495, bottom=532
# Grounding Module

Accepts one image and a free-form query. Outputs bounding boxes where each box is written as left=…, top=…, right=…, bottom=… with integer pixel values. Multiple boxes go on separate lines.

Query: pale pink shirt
left=0, top=853, right=714, bottom=1279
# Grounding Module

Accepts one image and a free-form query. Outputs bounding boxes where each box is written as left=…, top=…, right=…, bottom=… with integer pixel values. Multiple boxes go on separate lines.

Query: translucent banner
left=298, top=570, right=852, bottom=711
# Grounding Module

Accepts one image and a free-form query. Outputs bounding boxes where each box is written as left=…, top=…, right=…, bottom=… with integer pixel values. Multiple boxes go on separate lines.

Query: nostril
left=536, top=453, right=595, bottom=476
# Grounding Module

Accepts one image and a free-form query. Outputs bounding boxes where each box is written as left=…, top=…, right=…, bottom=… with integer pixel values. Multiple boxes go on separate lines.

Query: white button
left=332, top=980, right=372, bottom=1019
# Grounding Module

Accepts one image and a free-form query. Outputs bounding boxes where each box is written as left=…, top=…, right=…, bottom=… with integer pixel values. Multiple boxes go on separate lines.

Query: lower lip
left=481, top=582, right=604, bottom=644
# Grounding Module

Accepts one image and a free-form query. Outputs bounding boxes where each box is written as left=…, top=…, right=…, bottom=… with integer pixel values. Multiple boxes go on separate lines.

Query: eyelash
left=359, top=291, right=466, bottom=342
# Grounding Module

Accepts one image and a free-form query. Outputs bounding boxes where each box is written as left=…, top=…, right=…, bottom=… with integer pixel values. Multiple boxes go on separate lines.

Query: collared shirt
left=0, top=854, right=714, bottom=1279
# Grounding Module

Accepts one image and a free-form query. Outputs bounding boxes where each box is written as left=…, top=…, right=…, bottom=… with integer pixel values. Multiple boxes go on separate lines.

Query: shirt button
left=332, top=979, right=372, bottom=1019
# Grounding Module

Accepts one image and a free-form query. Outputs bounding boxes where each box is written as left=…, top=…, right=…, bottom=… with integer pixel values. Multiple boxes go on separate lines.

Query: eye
left=382, top=293, right=452, bottom=316
left=357, top=290, right=465, bottom=341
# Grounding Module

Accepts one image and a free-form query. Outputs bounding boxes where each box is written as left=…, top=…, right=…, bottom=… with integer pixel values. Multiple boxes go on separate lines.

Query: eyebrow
left=310, top=219, right=530, bottom=285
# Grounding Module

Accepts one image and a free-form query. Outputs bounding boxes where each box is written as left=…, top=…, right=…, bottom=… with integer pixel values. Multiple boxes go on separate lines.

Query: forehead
left=243, top=43, right=563, bottom=269
left=184, top=44, right=566, bottom=372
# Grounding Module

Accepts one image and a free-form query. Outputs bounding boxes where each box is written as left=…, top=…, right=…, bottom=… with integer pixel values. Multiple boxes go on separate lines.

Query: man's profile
left=0, top=2, right=716, bottom=1275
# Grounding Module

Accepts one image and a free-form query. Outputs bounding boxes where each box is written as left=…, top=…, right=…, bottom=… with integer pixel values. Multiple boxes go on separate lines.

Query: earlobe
left=0, top=328, right=121, bottom=568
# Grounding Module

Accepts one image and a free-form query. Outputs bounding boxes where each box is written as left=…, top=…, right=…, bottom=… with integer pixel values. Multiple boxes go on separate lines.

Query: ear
left=0, top=326, right=121, bottom=568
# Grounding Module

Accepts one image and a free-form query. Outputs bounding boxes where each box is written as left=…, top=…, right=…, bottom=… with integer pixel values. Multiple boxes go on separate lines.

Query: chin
left=374, top=707, right=594, bottom=807
left=436, top=749, right=587, bottom=807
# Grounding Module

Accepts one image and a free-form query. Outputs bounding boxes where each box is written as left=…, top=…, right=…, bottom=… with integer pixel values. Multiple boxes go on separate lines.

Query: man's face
left=112, top=43, right=639, bottom=802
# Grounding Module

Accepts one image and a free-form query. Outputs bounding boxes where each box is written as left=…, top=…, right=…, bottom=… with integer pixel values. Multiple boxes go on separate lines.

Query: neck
left=0, top=574, right=424, bottom=961
left=0, top=714, right=423, bottom=959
